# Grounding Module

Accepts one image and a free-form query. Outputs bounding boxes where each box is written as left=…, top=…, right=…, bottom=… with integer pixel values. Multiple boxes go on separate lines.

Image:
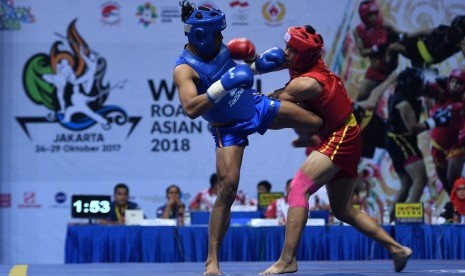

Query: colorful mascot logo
left=18, top=19, right=140, bottom=139
left=136, top=2, right=157, bottom=27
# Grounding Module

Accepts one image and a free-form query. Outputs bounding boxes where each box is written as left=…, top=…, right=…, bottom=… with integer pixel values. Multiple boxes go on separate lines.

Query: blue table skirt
left=65, top=224, right=465, bottom=263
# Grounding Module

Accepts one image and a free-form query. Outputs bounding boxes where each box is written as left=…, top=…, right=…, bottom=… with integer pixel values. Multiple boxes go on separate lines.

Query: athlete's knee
left=332, top=206, right=353, bottom=223
left=217, top=178, right=239, bottom=206
left=288, top=169, right=318, bottom=209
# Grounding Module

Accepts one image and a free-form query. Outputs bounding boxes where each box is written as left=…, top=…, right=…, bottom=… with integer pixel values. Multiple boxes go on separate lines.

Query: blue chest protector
left=175, top=44, right=255, bottom=123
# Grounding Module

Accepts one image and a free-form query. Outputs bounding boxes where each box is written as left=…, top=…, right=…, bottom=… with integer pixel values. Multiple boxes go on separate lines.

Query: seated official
left=156, top=184, right=185, bottom=225
left=250, top=180, right=273, bottom=214
left=190, top=173, right=255, bottom=211
left=99, top=183, right=140, bottom=225
left=439, top=177, right=465, bottom=223
left=190, top=173, right=218, bottom=211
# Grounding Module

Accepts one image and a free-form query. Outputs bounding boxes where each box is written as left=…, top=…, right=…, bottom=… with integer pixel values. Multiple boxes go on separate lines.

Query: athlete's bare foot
left=260, top=259, right=297, bottom=275
left=392, top=246, right=412, bottom=272
left=204, top=259, right=222, bottom=275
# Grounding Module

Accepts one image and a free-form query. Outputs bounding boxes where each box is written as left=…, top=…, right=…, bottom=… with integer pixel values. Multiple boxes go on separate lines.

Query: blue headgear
left=184, top=6, right=226, bottom=56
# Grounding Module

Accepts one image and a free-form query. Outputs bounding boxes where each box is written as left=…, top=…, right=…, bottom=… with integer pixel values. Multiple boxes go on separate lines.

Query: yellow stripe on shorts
left=416, top=39, right=434, bottom=64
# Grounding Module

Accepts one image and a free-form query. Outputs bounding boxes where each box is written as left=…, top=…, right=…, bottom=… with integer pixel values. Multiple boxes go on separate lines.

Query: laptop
left=124, top=209, right=144, bottom=225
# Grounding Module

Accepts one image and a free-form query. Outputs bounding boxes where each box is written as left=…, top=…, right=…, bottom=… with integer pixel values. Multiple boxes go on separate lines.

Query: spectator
left=251, top=180, right=273, bottom=211
left=100, top=183, right=140, bottom=225
left=156, top=184, right=185, bottom=225
left=265, top=179, right=292, bottom=225
left=190, top=173, right=250, bottom=211
left=439, top=177, right=465, bottom=223
left=257, top=180, right=272, bottom=194
left=190, top=173, right=218, bottom=211
left=250, top=180, right=272, bottom=206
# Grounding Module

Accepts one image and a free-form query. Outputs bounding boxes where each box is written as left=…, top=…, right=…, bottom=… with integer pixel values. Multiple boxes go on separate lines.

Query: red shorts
left=318, top=114, right=362, bottom=180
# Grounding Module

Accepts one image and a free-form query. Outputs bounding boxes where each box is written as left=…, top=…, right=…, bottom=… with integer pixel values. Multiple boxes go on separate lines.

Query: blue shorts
left=209, top=94, right=280, bottom=148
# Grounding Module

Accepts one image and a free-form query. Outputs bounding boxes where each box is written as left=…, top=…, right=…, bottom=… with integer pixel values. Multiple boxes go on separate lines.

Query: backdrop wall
left=1, top=0, right=464, bottom=264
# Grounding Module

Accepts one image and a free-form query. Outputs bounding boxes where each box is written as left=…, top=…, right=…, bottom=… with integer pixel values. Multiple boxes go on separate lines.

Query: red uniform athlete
left=259, top=25, right=412, bottom=275
left=429, top=69, right=465, bottom=195
left=353, top=0, right=403, bottom=101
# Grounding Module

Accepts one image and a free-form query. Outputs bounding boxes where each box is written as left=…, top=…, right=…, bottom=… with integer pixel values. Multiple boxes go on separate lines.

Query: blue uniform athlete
left=173, top=1, right=322, bottom=275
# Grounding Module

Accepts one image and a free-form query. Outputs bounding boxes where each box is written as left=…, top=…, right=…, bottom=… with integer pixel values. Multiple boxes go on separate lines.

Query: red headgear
left=451, top=177, right=465, bottom=215
left=358, top=0, right=381, bottom=26
left=447, top=68, right=465, bottom=96
left=284, top=25, right=323, bottom=74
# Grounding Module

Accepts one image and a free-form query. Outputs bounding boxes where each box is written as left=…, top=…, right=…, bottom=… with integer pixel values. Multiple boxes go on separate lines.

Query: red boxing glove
left=227, top=37, right=256, bottom=61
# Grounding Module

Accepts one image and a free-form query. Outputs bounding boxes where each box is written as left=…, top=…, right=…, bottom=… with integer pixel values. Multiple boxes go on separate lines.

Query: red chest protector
left=292, top=59, right=353, bottom=138
left=356, top=23, right=388, bottom=49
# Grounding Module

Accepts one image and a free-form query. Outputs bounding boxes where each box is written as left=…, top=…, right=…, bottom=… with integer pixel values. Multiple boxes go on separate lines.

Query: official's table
left=65, top=224, right=465, bottom=263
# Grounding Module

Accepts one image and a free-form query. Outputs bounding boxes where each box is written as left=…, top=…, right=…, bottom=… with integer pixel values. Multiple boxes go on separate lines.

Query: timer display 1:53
left=71, top=195, right=111, bottom=218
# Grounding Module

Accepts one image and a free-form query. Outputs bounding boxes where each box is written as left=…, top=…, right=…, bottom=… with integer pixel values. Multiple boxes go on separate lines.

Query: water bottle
left=424, top=202, right=433, bottom=224
left=431, top=205, right=438, bottom=225
left=184, top=207, right=191, bottom=226
left=277, top=209, right=284, bottom=225
left=383, top=205, right=390, bottom=225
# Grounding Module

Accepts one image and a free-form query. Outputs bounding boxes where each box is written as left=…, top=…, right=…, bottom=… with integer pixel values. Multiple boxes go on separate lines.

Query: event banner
left=1, top=0, right=464, bottom=263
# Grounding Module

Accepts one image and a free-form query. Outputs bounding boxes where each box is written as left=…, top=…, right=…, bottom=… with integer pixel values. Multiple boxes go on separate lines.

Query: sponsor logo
left=0, top=0, right=35, bottom=31
left=0, top=194, right=11, bottom=208
left=136, top=2, right=158, bottom=27
left=55, top=192, right=66, bottom=204
left=18, top=192, right=41, bottom=208
left=262, top=1, right=285, bottom=26
left=101, top=2, right=121, bottom=25
left=160, top=6, right=181, bottom=23
left=198, top=2, right=216, bottom=9
left=51, top=192, right=69, bottom=208
left=230, top=0, right=249, bottom=26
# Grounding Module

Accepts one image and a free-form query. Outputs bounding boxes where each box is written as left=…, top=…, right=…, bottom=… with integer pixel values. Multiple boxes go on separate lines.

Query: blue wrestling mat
left=2, top=260, right=465, bottom=276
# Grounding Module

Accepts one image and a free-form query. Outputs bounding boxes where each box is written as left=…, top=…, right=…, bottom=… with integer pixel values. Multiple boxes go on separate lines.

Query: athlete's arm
left=353, top=29, right=373, bottom=57
left=276, top=77, right=322, bottom=102
left=397, top=101, right=428, bottom=135
left=357, top=71, right=398, bottom=110
left=173, top=64, right=213, bottom=119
